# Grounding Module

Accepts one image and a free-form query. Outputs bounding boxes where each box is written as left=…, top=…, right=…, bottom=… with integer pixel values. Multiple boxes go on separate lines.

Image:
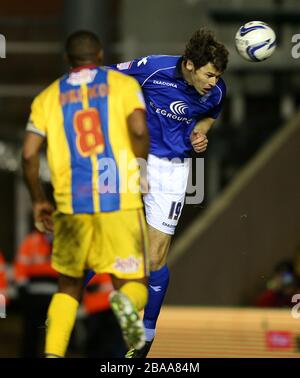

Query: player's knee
left=58, top=274, right=84, bottom=301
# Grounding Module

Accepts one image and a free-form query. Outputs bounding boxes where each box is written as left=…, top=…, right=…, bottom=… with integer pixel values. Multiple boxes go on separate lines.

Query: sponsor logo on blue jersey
left=153, top=80, right=178, bottom=88
left=150, top=100, right=193, bottom=124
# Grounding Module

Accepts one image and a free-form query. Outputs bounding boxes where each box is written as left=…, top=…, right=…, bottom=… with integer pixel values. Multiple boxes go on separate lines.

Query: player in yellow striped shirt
left=22, top=30, right=149, bottom=357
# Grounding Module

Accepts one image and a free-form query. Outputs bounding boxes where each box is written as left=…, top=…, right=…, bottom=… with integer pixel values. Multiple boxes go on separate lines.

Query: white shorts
left=143, top=154, right=190, bottom=235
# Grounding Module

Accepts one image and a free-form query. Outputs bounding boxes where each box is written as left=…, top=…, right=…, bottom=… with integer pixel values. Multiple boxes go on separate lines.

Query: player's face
left=186, top=61, right=221, bottom=95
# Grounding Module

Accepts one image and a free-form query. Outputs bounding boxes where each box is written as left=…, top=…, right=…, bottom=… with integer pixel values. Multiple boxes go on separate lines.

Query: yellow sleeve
left=122, top=76, right=146, bottom=118
left=26, top=93, right=47, bottom=137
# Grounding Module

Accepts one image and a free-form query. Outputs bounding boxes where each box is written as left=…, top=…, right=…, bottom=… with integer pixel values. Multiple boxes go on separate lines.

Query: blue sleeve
left=109, top=56, right=161, bottom=86
left=207, top=79, right=227, bottom=119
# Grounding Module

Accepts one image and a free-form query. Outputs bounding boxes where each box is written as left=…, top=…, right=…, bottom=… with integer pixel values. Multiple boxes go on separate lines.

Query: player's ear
left=185, top=59, right=195, bottom=72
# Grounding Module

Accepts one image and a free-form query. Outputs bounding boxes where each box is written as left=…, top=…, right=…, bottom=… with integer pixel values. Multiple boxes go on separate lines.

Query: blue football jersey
left=111, top=55, right=226, bottom=159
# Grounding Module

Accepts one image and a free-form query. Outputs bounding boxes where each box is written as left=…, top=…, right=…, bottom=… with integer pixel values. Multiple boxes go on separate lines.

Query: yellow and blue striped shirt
left=27, top=66, right=146, bottom=214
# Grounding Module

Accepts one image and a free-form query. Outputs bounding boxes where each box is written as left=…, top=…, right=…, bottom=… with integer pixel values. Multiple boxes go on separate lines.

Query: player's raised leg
left=125, top=156, right=188, bottom=358
left=126, top=226, right=171, bottom=358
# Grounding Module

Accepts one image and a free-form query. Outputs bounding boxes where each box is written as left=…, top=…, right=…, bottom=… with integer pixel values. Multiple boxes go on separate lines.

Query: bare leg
left=148, top=225, right=172, bottom=271
left=57, top=273, right=86, bottom=302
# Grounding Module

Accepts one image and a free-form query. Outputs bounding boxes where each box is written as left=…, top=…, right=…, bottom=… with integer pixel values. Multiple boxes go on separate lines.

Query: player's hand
left=190, top=130, right=208, bottom=153
left=33, top=201, right=55, bottom=233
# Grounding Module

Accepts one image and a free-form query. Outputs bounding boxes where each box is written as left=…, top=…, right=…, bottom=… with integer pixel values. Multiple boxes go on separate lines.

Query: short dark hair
left=183, top=28, right=229, bottom=73
left=65, top=30, right=102, bottom=66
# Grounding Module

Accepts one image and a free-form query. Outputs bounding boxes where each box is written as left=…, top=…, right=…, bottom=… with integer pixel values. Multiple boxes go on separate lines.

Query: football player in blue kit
left=88, top=28, right=229, bottom=357
left=113, top=28, right=229, bottom=358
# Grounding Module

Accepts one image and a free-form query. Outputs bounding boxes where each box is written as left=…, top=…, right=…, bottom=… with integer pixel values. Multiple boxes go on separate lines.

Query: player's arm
left=191, top=78, right=226, bottom=153
left=122, top=74, right=149, bottom=160
left=127, top=109, right=149, bottom=160
left=122, top=74, right=149, bottom=192
left=22, top=132, right=45, bottom=202
left=128, top=109, right=149, bottom=194
left=22, top=132, right=54, bottom=232
left=190, top=117, right=215, bottom=153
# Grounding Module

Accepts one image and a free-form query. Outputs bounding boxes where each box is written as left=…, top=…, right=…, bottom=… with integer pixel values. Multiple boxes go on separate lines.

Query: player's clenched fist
left=33, top=201, right=55, bottom=233
left=190, top=130, right=208, bottom=153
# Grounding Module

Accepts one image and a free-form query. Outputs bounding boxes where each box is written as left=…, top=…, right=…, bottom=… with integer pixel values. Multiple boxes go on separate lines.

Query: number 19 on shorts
left=168, top=201, right=182, bottom=221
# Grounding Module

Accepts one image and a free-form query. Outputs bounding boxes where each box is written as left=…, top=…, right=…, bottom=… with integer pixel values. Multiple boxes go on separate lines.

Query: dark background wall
left=166, top=114, right=300, bottom=306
